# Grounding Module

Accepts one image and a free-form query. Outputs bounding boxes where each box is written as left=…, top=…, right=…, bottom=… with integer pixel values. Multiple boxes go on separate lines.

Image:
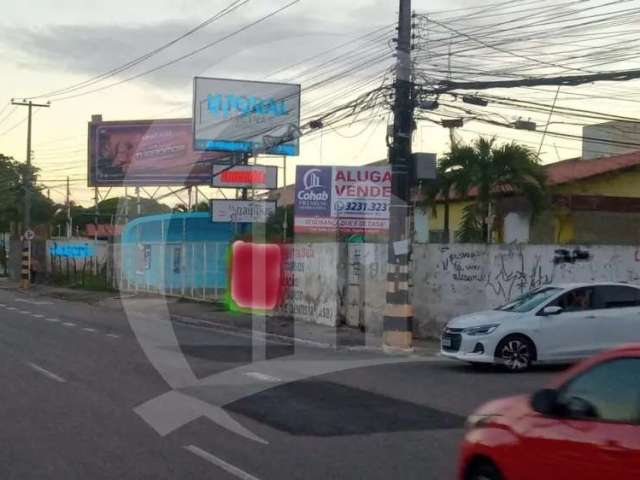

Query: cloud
left=1, top=4, right=391, bottom=96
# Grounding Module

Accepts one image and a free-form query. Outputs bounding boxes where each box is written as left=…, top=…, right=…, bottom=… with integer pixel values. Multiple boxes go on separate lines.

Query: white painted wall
left=503, top=212, right=530, bottom=243
left=412, top=243, right=640, bottom=337
left=274, top=243, right=341, bottom=327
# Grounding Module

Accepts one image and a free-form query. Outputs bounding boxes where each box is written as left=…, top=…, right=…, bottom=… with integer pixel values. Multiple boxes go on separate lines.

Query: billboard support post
left=282, top=155, right=288, bottom=242
left=94, top=187, right=99, bottom=242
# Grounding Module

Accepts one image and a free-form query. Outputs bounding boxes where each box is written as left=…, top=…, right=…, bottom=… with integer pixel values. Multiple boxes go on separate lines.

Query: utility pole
left=384, top=0, right=414, bottom=350
left=66, top=176, right=72, bottom=238
left=136, top=187, right=141, bottom=216
left=11, top=99, right=50, bottom=232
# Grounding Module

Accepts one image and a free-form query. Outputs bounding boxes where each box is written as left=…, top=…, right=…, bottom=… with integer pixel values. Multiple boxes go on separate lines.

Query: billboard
left=212, top=164, right=278, bottom=189
left=193, top=77, right=301, bottom=156
left=210, top=200, right=276, bottom=223
left=294, top=165, right=391, bottom=234
left=88, top=118, right=226, bottom=186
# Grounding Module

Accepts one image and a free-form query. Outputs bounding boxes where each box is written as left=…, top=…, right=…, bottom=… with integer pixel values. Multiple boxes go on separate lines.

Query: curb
left=171, top=314, right=334, bottom=349
left=171, top=314, right=441, bottom=358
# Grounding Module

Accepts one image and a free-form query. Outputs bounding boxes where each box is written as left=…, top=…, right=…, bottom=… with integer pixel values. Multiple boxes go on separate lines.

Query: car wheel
left=496, top=335, right=534, bottom=372
left=466, top=461, right=503, bottom=480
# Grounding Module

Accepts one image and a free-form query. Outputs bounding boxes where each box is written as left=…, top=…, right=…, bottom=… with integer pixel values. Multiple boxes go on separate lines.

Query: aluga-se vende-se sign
left=193, top=77, right=301, bottom=156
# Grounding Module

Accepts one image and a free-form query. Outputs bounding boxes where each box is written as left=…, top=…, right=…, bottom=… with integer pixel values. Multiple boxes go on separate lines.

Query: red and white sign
left=212, top=164, right=278, bottom=189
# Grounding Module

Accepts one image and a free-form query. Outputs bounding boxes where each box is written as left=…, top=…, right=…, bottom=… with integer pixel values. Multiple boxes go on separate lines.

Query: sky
left=1, top=0, right=639, bottom=207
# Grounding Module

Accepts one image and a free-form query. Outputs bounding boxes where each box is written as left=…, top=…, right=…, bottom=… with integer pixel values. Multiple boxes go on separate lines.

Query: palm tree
left=440, top=137, right=548, bottom=243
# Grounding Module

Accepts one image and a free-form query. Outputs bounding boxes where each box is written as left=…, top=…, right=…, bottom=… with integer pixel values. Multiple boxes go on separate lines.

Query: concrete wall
left=412, top=243, right=640, bottom=337
left=275, top=243, right=342, bottom=327
left=46, top=239, right=109, bottom=271
left=344, top=243, right=388, bottom=335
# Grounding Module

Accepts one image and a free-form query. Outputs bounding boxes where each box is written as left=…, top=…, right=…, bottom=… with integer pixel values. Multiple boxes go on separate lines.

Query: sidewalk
left=0, top=278, right=439, bottom=356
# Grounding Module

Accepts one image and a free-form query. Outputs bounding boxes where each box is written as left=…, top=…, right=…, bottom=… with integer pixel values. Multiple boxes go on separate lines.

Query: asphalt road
left=0, top=288, right=561, bottom=479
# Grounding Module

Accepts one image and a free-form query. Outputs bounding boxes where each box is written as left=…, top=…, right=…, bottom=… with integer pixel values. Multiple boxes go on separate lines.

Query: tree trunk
left=443, top=194, right=450, bottom=244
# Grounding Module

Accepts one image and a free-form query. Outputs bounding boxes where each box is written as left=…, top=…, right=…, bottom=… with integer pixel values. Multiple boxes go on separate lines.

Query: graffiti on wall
left=437, top=244, right=602, bottom=304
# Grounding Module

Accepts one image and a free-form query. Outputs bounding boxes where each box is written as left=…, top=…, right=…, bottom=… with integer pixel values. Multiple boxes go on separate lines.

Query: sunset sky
left=1, top=0, right=639, bottom=206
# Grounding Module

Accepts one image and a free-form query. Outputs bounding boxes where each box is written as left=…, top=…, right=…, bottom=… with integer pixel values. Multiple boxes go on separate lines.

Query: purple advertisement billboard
left=88, top=118, right=227, bottom=187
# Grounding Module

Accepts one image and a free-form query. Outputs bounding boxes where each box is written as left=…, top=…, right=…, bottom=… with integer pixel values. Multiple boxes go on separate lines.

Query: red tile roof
left=545, top=150, right=640, bottom=185
left=85, top=224, right=123, bottom=237
left=456, top=150, right=640, bottom=199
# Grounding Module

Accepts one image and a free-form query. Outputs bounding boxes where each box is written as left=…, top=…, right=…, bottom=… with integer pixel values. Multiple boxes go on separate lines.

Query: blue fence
left=118, top=213, right=246, bottom=300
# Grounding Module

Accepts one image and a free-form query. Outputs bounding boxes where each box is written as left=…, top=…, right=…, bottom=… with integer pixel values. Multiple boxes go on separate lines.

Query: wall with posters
left=274, top=243, right=342, bottom=327
left=294, top=165, right=391, bottom=234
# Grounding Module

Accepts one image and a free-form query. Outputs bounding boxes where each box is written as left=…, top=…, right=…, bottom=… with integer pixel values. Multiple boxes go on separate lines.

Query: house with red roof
left=426, top=150, right=640, bottom=245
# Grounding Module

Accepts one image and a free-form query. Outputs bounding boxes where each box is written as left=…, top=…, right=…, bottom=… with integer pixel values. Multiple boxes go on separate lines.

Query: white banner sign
left=210, top=200, right=276, bottom=223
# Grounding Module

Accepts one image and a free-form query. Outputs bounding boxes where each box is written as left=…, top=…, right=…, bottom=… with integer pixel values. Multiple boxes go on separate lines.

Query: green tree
left=440, top=137, right=548, bottom=243
left=0, top=154, right=57, bottom=232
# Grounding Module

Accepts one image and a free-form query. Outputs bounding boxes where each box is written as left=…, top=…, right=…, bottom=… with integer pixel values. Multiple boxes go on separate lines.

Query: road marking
left=46, top=318, right=60, bottom=323
left=26, top=362, right=66, bottom=383
left=62, top=322, right=76, bottom=327
left=18, top=310, right=31, bottom=315
left=184, top=445, right=261, bottom=480
left=6, top=307, right=16, bottom=311
left=82, top=328, right=97, bottom=333
left=106, top=334, right=120, bottom=339
left=244, top=372, right=282, bottom=383
left=0, top=303, right=6, bottom=307
left=31, top=314, right=45, bottom=319
left=16, top=299, right=52, bottom=305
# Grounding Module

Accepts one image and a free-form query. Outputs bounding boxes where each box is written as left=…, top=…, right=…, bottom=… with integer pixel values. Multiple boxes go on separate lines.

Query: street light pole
left=384, top=0, right=414, bottom=350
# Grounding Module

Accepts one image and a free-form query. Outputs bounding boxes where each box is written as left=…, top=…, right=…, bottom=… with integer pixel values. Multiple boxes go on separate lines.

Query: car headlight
left=463, top=324, right=500, bottom=336
left=465, top=413, right=501, bottom=431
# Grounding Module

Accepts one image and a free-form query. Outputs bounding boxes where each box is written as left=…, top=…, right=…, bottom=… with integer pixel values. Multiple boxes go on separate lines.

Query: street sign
left=212, top=164, right=278, bottom=189
left=24, top=229, right=35, bottom=241
left=210, top=200, right=276, bottom=223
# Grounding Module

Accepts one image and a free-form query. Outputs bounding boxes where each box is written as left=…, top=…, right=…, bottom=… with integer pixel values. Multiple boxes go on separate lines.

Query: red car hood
left=474, top=394, right=532, bottom=422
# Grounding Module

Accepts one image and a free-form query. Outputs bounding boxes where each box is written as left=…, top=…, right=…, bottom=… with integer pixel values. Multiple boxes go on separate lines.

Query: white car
left=440, top=282, right=640, bottom=371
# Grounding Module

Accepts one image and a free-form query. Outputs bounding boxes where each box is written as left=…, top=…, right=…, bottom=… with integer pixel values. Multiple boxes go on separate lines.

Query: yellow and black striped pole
left=384, top=0, right=413, bottom=351
left=20, top=242, right=31, bottom=289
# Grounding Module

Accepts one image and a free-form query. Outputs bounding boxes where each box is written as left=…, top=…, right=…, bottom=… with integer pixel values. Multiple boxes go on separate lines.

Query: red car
left=459, top=344, right=640, bottom=480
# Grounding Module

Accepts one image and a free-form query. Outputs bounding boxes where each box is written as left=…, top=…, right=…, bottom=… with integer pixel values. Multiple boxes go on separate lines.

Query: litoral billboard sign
left=193, top=77, right=301, bottom=156
left=88, top=118, right=225, bottom=186
left=212, top=164, right=278, bottom=189
left=210, top=200, right=277, bottom=223
left=294, top=165, right=391, bottom=234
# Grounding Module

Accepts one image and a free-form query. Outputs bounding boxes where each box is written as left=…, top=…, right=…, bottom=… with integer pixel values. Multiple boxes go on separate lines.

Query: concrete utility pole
left=66, top=176, right=72, bottom=238
left=384, top=0, right=414, bottom=350
left=11, top=99, right=50, bottom=232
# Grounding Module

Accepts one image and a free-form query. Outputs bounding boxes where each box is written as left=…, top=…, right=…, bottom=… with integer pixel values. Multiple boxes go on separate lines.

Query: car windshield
left=496, top=287, right=562, bottom=313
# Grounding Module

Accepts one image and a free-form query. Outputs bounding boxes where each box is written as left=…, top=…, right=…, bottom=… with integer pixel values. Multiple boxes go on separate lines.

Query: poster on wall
left=294, top=165, right=391, bottom=234
left=193, top=77, right=301, bottom=156
left=88, top=118, right=226, bottom=186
